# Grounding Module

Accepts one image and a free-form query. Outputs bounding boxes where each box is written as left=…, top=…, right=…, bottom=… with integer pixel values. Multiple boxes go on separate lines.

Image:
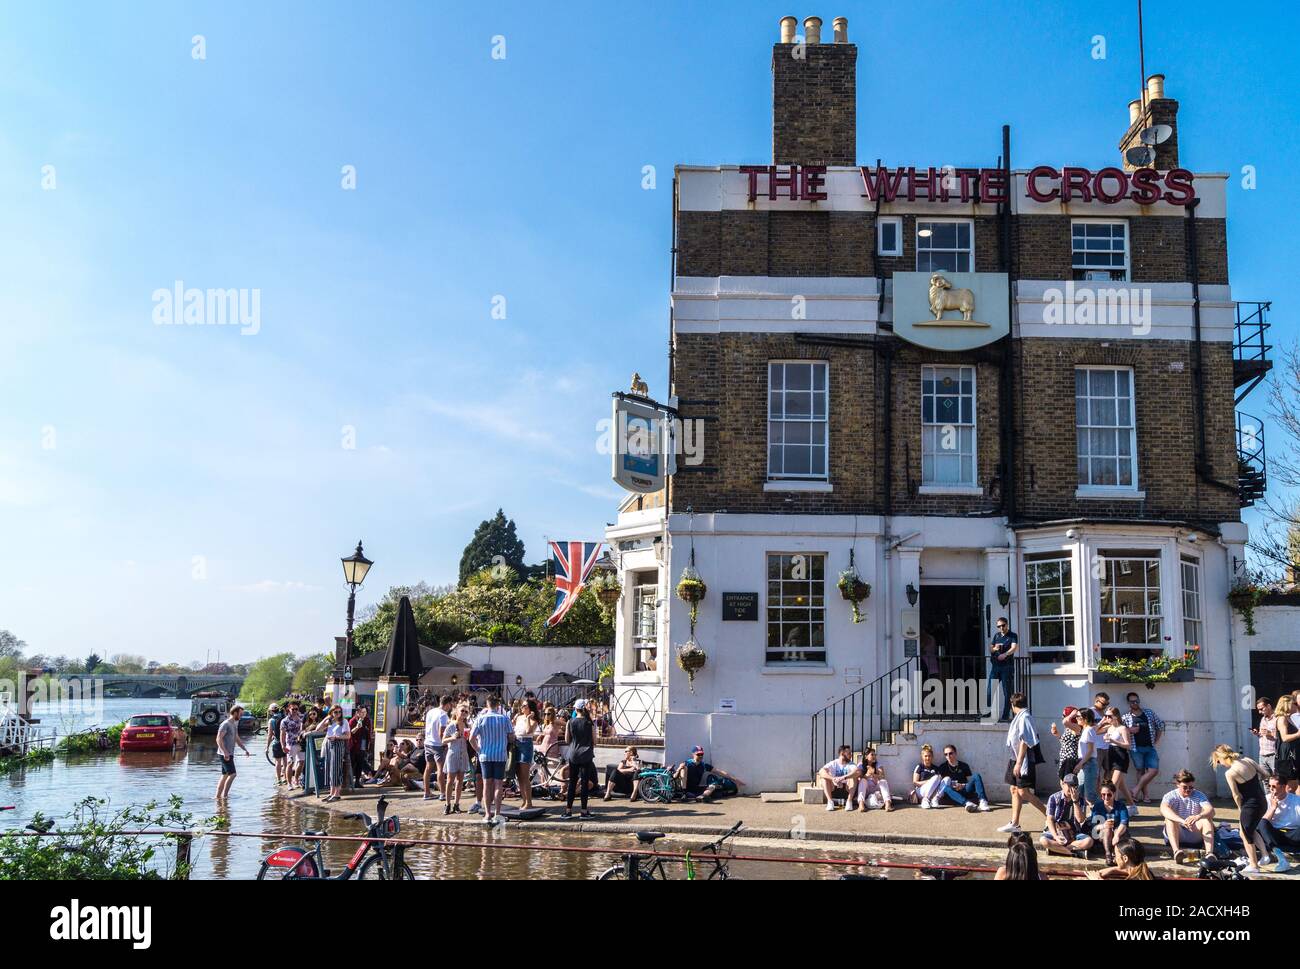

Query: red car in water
left=119, top=713, right=189, bottom=752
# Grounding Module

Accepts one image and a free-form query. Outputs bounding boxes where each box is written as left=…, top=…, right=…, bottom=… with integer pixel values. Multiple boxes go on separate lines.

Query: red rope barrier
left=3, top=827, right=1144, bottom=878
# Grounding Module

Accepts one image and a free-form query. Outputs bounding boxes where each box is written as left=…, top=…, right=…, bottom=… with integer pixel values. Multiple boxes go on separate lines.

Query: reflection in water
left=4, top=701, right=990, bottom=879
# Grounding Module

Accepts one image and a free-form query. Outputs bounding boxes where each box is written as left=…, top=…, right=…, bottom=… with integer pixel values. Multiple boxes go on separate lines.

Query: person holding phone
left=987, top=617, right=1018, bottom=722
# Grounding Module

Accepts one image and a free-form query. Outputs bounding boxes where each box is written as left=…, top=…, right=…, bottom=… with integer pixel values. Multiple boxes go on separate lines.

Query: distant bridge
left=93, top=674, right=246, bottom=699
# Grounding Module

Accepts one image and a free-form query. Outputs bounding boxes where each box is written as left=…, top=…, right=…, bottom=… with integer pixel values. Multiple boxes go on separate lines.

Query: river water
left=2, top=699, right=988, bottom=880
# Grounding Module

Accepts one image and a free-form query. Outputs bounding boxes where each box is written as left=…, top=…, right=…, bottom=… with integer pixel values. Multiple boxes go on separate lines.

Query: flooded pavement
left=3, top=699, right=1002, bottom=879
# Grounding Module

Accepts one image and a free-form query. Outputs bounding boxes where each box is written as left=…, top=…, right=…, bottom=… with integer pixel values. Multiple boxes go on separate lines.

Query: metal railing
left=809, top=656, right=1031, bottom=780
left=1236, top=411, right=1267, bottom=507
left=608, top=684, right=665, bottom=738
left=1234, top=301, right=1272, bottom=364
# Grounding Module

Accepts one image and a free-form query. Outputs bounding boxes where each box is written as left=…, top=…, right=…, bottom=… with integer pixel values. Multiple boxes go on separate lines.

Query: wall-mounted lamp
left=906, top=583, right=919, bottom=606
left=997, top=585, right=1010, bottom=607
left=1186, top=532, right=1198, bottom=543
left=449, top=674, right=459, bottom=687
left=515, top=675, right=524, bottom=686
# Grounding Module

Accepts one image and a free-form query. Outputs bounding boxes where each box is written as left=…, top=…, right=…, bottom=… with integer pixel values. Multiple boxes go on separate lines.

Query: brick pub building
left=607, top=15, right=1273, bottom=795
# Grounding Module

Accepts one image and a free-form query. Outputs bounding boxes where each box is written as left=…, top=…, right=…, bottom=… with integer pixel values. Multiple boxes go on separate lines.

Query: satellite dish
left=1140, top=124, right=1173, bottom=146
left=1126, top=145, right=1156, bottom=167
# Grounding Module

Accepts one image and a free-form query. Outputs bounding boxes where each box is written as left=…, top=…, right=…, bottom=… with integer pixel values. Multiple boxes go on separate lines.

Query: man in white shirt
left=1160, top=769, right=1216, bottom=863
left=818, top=745, right=861, bottom=812
left=423, top=695, right=454, bottom=800
left=997, top=693, right=1045, bottom=834
left=1264, top=774, right=1300, bottom=853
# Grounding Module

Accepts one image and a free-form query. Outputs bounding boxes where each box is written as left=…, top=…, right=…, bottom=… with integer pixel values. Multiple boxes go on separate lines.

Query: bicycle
left=256, top=796, right=414, bottom=880
left=596, top=821, right=743, bottom=880
left=636, top=764, right=678, bottom=804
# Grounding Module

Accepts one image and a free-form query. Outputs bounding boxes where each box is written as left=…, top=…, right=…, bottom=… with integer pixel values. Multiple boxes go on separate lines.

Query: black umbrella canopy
left=380, top=595, right=422, bottom=679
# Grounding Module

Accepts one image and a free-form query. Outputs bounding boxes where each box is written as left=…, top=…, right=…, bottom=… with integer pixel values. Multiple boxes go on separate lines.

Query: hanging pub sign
left=892, top=271, right=1010, bottom=351
left=610, top=393, right=674, bottom=494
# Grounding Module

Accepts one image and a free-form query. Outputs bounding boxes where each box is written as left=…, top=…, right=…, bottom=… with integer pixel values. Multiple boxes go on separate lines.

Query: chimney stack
left=1119, top=73, right=1180, bottom=171
left=772, top=15, right=857, bottom=166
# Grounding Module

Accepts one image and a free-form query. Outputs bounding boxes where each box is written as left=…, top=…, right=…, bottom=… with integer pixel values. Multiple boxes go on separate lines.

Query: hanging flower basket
left=837, top=568, right=871, bottom=624
left=588, top=571, right=622, bottom=617
left=676, top=566, right=707, bottom=625
left=1228, top=582, right=1264, bottom=636
left=676, top=639, right=707, bottom=693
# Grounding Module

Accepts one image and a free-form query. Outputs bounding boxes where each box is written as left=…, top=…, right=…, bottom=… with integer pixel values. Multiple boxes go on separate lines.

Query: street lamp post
left=335, top=541, right=373, bottom=702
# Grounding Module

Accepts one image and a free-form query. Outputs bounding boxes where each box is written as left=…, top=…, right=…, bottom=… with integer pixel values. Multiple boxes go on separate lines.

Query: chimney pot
left=833, top=16, right=848, bottom=43
left=779, top=15, right=797, bottom=44
left=1128, top=99, right=1142, bottom=125
left=1146, top=73, right=1166, bottom=101
left=803, top=16, right=822, bottom=44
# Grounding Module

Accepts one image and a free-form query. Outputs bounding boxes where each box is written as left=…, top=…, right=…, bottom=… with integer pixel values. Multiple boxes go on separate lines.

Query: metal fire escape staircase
left=1233, top=302, right=1272, bottom=507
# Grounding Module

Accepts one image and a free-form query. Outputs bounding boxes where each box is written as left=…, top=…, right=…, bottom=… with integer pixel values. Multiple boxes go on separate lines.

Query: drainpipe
left=1186, top=199, right=1238, bottom=497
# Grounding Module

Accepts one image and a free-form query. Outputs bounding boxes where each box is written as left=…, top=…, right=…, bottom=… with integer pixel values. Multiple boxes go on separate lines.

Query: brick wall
left=669, top=331, right=1242, bottom=527
left=1013, top=338, right=1239, bottom=524
left=670, top=333, right=878, bottom=515
left=675, top=208, right=1227, bottom=283
left=772, top=43, right=857, bottom=166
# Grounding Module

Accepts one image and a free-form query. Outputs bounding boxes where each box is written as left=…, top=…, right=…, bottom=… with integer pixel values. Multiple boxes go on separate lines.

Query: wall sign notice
left=718, top=698, right=737, bottom=713
left=721, top=592, right=759, bottom=621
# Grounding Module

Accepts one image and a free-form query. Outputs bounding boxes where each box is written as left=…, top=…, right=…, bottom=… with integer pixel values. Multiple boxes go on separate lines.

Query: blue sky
left=0, top=1, right=1294, bottom=664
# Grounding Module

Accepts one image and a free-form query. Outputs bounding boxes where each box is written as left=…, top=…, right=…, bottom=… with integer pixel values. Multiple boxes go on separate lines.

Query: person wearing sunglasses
left=1086, top=782, right=1130, bottom=866
left=1120, top=693, right=1164, bottom=804
left=987, top=617, right=1018, bottom=723
left=1160, top=769, right=1216, bottom=864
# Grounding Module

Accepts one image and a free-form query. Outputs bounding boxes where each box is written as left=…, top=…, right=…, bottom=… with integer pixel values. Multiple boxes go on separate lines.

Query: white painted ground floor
left=605, top=508, right=1272, bottom=796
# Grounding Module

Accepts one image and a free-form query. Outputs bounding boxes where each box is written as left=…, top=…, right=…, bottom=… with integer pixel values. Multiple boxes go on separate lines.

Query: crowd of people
left=262, top=689, right=743, bottom=826
left=815, top=683, right=1300, bottom=878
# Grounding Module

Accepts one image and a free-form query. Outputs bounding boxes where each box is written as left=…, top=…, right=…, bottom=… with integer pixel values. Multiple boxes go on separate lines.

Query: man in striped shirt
left=469, top=695, right=513, bottom=826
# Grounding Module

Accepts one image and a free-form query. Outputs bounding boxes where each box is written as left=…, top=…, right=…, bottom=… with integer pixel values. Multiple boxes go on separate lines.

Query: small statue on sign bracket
left=629, top=372, right=649, bottom=397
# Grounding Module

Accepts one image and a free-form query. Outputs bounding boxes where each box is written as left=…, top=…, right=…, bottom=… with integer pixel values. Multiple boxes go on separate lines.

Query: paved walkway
left=282, top=783, right=1286, bottom=878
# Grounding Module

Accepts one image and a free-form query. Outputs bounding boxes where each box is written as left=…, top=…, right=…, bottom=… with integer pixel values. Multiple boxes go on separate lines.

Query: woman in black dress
left=1211, top=744, right=1290, bottom=874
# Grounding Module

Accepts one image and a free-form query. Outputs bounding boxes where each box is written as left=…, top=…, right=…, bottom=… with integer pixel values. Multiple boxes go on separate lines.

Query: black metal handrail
left=1236, top=411, right=1267, bottom=506
left=809, top=655, right=1032, bottom=780
left=1234, top=301, right=1272, bottom=364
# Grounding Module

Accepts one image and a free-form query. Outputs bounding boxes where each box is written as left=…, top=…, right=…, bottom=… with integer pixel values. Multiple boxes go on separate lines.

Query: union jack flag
left=547, top=541, right=603, bottom=627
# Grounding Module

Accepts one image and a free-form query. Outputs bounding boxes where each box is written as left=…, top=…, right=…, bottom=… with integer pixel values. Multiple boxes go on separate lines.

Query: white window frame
left=1071, top=219, right=1129, bottom=282
left=915, top=217, right=974, bottom=273
left=920, top=365, right=977, bottom=487
left=1075, top=366, right=1139, bottom=493
left=767, top=360, right=830, bottom=481
left=877, top=216, right=903, bottom=256
left=765, top=552, right=827, bottom=666
left=1097, top=553, right=1163, bottom=657
left=1024, top=555, right=1076, bottom=663
left=1180, top=554, right=1204, bottom=669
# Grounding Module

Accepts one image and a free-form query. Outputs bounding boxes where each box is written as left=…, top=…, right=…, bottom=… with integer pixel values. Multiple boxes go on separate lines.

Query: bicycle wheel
left=357, top=853, right=392, bottom=880
left=640, top=774, right=671, bottom=804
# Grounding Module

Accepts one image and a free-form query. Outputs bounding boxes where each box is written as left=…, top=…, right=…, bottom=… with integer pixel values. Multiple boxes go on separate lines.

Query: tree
left=291, top=654, right=334, bottom=695
left=83, top=653, right=103, bottom=674
left=0, top=630, right=26, bottom=661
left=457, top=509, right=526, bottom=586
left=241, top=653, right=296, bottom=703
left=1254, top=343, right=1300, bottom=581
left=108, top=654, right=148, bottom=673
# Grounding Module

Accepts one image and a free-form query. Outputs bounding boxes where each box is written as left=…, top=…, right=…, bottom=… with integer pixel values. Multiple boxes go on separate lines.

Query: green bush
left=0, top=795, right=198, bottom=880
